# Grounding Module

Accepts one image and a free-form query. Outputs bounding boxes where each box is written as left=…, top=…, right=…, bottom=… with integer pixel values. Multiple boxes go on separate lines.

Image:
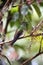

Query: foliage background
left=0, top=0, right=43, bottom=65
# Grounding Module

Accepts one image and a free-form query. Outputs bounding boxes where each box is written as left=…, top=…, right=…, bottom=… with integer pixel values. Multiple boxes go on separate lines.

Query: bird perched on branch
left=11, top=29, right=23, bottom=46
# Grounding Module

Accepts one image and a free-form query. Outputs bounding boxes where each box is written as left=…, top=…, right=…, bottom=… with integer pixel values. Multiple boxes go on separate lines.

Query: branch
left=0, top=0, right=42, bottom=21
left=12, top=0, right=42, bottom=7
left=4, top=11, right=12, bottom=35
left=0, top=0, right=12, bottom=21
left=3, top=0, right=17, bottom=34
left=0, top=32, right=43, bottom=45
left=11, top=0, right=43, bottom=8
left=0, top=12, right=3, bottom=21
left=2, top=0, right=16, bottom=41
left=30, top=21, right=43, bottom=35
left=21, top=51, right=43, bottom=65
left=12, top=2, right=26, bottom=7
left=0, top=54, right=11, bottom=65
left=19, top=32, right=43, bottom=39
left=2, top=0, right=12, bottom=9
left=1, top=0, right=12, bottom=12
left=10, top=32, right=43, bottom=45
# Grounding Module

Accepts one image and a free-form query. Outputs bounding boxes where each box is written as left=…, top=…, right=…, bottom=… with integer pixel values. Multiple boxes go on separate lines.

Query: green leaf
left=10, top=6, right=19, bottom=14
left=28, top=5, right=32, bottom=10
left=40, top=2, right=43, bottom=6
left=32, top=3, right=41, bottom=17
left=24, top=13, right=32, bottom=32
left=25, top=11, right=32, bottom=21
left=10, top=20, right=15, bottom=27
left=14, top=19, right=20, bottom=28
left=14, top=44, right=25, bottom=51
left=28, top=22, right=32, bottom=32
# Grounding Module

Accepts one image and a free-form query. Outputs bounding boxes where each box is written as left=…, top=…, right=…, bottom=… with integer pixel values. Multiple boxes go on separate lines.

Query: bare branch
left=4, top=11, right=12, bottom=35
left=30, top=21, right=43, bottom=35
left=0, top=54, right=11, bottom=65
left=2, top=0, right=16, bottom=41
left=0, top=0, right=12, bottom=21
left=21, top=51, right=43, bottom=65
left=10, top=32, right=43, bottom=45
left=19, top=32, right=43, bottom=39
left=0, top=32, right=43, bottom=45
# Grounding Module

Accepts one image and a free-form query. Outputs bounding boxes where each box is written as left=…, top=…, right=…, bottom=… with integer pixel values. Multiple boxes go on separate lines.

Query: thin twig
left=12, top=2, right=26, bottom=7
left=1, top=0, right=12, bottom=12
left=2, top=0, right=16, bottom=41
left=10, top=32, right=43, bottom=45
left=0, top=54, right=11, bottom=65
left=4, top=11, right=12, bottom=35
left=0, top=0, right=12, bottom=21
left=19, top=32, right=43, bottom=39
left=13, top=1, right=34, bottom=7
left=2, top=0, right=11, bottom=7
left=0, top=32, right=43, bottom=45
left=21, top=51, right=43, bottom=65
left=30, top=21, right=43, bottom=35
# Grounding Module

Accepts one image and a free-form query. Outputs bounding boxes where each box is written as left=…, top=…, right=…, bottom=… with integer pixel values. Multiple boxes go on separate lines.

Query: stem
left=0, top=32, right=43, bottom=45
left=21, top=51, right=43, bottom=65
left=19, top=32, right=43, bottom=39
left=0, top=54, right=11, bottom=65
left=30, top=21, right=43, bottom=35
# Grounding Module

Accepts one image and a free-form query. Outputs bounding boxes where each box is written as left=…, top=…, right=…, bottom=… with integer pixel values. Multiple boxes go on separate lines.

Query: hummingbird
left=11, top=29, right=23, bottom=46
